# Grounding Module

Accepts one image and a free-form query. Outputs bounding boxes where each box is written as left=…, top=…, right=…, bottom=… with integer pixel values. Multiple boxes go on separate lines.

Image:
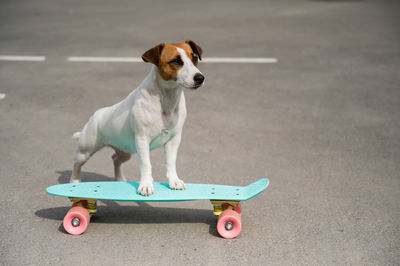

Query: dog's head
left=142, top=40, right=205, bottom=89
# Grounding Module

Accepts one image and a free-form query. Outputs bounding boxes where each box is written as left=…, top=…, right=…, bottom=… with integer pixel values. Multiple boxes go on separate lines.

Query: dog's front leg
left=136, top=135, right=154, bottom=196
left=164, top=133, right=186, bottom=190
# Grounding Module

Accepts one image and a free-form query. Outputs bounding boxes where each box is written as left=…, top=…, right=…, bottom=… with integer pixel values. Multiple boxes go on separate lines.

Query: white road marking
left=0, top=55, right=278, bottom=64
left=68, top=56, right=278, bottom=64
left=0, top=55, right=46, bottom=61
left=0, top=93, right=6, bottom=100
left=68, top=57, right=143, bottom=62
left=202, top=57, right=278, bottom=63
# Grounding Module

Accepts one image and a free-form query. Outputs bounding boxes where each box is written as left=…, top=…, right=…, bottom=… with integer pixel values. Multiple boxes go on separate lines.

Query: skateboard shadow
left=35, top=205, right=219, bottom=237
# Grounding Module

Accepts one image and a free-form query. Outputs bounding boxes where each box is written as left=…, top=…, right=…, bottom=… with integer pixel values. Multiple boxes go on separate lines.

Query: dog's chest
left=148, top=112, right=181, bottom=150
left=133, top=85, right=186, bottom=151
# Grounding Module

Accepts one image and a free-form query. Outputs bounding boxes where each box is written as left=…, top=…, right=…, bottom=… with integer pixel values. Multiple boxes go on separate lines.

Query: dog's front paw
left=138, top=180, right=154, bottom=196
left=169, top=177, right=186, bottom=190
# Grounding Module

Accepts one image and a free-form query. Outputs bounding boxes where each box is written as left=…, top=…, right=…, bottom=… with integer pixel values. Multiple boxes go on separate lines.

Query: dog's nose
left=193, top=73, right=205, bottom=85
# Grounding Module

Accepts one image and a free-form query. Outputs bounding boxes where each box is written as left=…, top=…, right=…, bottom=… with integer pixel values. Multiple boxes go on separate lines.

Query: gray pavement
left=1, top=0, right=400, bottom=265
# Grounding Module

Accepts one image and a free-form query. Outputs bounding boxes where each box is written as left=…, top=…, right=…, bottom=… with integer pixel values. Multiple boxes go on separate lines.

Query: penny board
left=47, top=178, right=269, bottom=202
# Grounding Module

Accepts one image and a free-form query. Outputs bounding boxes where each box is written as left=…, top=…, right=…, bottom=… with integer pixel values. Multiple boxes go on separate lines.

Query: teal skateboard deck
left=47, top=178, right=269, bottom=202
left=47, top=178, right=269, bottom=238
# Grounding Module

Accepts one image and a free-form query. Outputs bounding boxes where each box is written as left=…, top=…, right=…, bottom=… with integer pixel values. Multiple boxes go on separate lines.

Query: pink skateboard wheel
left=217, top=210, right=242, bottom=239
left=63, top=206, right=90, bottom=235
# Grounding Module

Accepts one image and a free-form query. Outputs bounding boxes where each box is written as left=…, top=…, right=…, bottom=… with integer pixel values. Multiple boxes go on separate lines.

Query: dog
left=70, top=40, right=204, bottom=196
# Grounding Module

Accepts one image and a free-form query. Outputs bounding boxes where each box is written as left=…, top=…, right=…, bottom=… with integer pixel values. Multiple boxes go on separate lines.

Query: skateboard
left=46, top=178, right=269, bottom=238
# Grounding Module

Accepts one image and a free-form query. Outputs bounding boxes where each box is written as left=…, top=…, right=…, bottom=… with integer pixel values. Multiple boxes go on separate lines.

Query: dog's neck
left=150, top=65, right=183, bottom=115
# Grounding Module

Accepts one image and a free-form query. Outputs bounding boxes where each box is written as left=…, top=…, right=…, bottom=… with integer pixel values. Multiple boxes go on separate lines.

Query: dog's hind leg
left=71, top=145, right=102, bottom=183
left=70, top=120, right=103, bottom=183
left=112, top=148, right=131, bottom=181
left=71, top=151, right=91, bottom=183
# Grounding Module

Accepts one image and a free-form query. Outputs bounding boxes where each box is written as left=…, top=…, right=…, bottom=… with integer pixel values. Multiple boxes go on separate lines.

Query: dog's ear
left=142, top=43, right=165, bottom=66
left=185, top=40, right=203, bottom=60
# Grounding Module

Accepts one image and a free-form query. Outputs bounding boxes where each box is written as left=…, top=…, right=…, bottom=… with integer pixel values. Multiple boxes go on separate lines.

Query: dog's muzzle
left=193, top=73, right=205, bottom=88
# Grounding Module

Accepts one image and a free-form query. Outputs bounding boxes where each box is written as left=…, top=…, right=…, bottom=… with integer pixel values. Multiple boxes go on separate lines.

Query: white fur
left=71, top=46, right=203, bottom=196
left=72, top=132, right=81, bottom=140
left=176, top=48, right=200, bottom=88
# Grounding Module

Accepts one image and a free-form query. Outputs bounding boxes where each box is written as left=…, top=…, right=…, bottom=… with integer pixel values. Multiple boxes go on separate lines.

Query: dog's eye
left=192, top=55, right=198, bottom=64
left=169, top=57, right=183, bottom=66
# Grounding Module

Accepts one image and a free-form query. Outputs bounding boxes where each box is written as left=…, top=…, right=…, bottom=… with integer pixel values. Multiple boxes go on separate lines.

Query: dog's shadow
left=38, top=170, right=219, bottom=237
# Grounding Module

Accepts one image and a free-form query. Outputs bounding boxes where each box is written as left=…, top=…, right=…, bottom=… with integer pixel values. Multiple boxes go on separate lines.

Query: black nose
left=194, top=73, right=205, bottom=85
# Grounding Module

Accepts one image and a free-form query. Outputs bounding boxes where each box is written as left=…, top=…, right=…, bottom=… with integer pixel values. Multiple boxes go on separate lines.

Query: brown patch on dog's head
left=142, top=41, right=203, bottom=81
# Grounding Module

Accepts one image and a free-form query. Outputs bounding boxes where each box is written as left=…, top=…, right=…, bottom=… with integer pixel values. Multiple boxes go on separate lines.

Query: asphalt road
left=1, top=0, right=399, bottom=265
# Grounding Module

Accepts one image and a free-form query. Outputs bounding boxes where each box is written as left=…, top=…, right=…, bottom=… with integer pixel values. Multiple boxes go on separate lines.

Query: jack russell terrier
left=70, top=40, right=204, bottom=196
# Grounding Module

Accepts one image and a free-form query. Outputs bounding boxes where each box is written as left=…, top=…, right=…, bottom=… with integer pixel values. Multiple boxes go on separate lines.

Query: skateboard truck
left=69, top=198, right=97, bottom=214
left=210, top=200, right=241, bottom=215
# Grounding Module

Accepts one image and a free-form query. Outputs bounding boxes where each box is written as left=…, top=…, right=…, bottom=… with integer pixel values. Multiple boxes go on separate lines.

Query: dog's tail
left=72, top=132, right=81, bottom=140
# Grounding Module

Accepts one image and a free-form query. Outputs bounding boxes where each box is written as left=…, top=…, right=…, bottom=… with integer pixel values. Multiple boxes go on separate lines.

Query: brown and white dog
left=70, top=40, right=204, bottom=195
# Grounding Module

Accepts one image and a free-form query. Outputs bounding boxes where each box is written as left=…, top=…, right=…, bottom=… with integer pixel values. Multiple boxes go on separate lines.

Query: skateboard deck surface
left=47, top=178, right=269, bottom=202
